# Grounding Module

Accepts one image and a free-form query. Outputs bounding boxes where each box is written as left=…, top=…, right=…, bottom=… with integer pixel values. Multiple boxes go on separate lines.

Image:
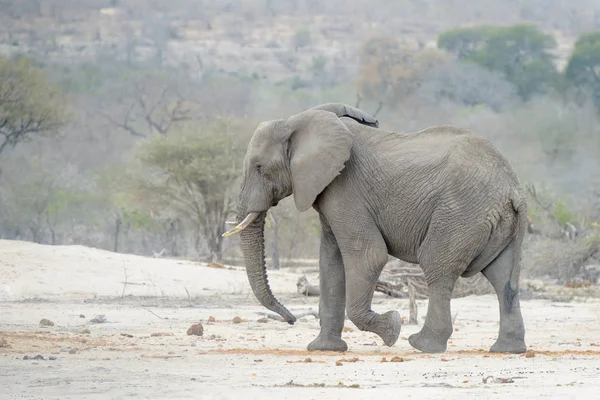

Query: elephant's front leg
left=342, top=229, right=402, bottom=347
left=307, top=218, right=348, bottom=352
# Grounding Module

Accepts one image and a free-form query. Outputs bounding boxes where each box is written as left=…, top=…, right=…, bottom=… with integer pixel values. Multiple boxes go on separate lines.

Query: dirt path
left=2, top=296, right=600, bottom=399
left=1, top=240, right=600, bottom=399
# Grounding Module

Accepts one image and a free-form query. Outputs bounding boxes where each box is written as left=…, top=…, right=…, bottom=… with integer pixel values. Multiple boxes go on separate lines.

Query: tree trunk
left=114, top=217, right=121, bottom=253
left=408, top=279, right=418, bottom=325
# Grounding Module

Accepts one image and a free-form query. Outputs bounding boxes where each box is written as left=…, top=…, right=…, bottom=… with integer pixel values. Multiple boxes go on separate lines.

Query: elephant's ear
left=309, top=103, right=379, bottom=128
left=284, top=110, right=354, bottom=212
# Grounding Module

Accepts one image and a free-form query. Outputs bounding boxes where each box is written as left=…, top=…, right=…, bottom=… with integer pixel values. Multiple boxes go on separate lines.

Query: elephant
left=223, top=103, right=528, bottom=354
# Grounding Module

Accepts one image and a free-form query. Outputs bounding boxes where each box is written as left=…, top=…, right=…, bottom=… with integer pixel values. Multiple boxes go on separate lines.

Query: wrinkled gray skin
left=230, top=103, right=528, bottom=354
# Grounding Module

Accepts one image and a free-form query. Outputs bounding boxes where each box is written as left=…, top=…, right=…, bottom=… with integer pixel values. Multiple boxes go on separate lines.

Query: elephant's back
left=407, top=125, right=519, bottom=183
left=436, top=132, right=523, bottom=214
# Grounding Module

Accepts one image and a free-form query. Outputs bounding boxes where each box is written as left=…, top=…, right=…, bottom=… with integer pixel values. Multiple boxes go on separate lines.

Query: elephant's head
left=222, top=103, right=378, bottom=324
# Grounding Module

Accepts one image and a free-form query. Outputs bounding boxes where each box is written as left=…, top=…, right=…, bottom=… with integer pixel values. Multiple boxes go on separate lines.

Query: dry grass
left=523, top=230, right=600, bottom=283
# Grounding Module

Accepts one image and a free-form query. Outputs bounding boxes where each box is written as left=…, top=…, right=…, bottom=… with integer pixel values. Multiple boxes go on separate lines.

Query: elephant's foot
left=489, top=338, right=527, bottom=354
left=307, top=333, right=348, bottom=352
left=349, top=310, right=402, bottom=347
left=374, top=310, right=402, bottom=347
left=408, top=324, right=450, bottom=354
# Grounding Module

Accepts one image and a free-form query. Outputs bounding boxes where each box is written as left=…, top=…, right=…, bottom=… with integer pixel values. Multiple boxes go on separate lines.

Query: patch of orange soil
left=0, top=331, right=116, bottom=354
left=200, top=348, right=600, bottom=358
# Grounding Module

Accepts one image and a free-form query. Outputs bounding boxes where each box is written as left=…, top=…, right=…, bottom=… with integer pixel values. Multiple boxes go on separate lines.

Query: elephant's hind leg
left=341, top=229, right=401, bottom=347
left=481, top=238, right=527, bottom=354
left=307, top=216, right=348, bottom=352
left=408, top=219, right=490, bottom=354
left=407, top=265, right=460, bottom=353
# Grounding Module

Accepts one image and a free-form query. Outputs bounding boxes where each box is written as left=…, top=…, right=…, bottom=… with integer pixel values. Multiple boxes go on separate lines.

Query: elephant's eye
left=255, top=164, right=263, bottom=174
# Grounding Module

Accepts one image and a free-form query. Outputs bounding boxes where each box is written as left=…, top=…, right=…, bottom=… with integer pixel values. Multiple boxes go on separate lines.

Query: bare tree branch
left=372, top=101, right=384, bottom=118
left=104, top=81, right=194, bottom=138
left=101, top=103, right=148, bottom=138
left=355, top=92, right=362, bottom=108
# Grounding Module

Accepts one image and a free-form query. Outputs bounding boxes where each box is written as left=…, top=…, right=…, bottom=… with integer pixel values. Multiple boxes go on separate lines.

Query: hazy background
left=1, top=0, right=599, bottom=284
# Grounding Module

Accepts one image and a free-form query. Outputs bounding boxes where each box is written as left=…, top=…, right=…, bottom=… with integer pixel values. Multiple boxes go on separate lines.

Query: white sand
left=1, top=239, right=600, bottom=399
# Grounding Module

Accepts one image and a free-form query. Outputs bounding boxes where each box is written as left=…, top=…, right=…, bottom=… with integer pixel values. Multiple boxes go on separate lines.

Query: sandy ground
left=1, top=240, right=600, bottom=399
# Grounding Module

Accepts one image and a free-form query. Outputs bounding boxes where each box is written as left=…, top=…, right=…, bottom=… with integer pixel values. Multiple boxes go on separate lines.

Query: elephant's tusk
left=225, top=220, right=237, bottom=226
left=222, top=212, right=260, bottom=237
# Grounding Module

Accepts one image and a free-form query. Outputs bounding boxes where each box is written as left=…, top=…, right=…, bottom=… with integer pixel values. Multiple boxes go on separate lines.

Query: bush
left=418, top=61, right=517, bottom=111
left=128, top=117, right=252, bottom=261
left=438, top=24, right=558, bottom=101
left=0, top=55, right=69, bottom=155
left=564, top=31, right=600, bottom=111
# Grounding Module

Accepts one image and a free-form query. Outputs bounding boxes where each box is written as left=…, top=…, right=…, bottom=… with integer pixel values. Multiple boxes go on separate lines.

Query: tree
left=564, top=31, right=600, bottom=110
left=356, top=36, right=448, bottom=107
left=129, top=117, right=252, bottom=262
left=0, top=56, right=68, bottom=155
left=418, top=61, right=517, bottom=111
left=438, top=24, right=558, bottom=100
left=437, top=26, right=493, bottom=60
left=291, top=28, right=311, bottom=52
left=0, top=157, right=96, bottom=244
left=101, top=69, right=193, bottom=138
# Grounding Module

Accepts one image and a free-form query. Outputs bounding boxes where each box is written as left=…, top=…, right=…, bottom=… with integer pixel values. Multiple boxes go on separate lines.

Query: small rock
left=120, top=333, right=134, bottom=338
left=342, top=326, right=353, bottom=333
left=525, top=350, right=535, bottom=358
left=150, top=332, right=174, bottom=337
left=90, top=315, right=107, bottom=324
left=256, top=318, right=268, bottom=323
left=232, top=316, right=242, bottom=324
left=0, top=337, right=10, bottom=348
left=207, top=316, right=216, bottom=323
left=187, top=323, right=204, bottom=336
left=48, top=356, right=57, bottom=361
left=79, top=314, right=86, bottom=318
left=68, top=349, right=77, bottom=354
left=24, top=355, right=45, bottom=361
left=80, top=328, right=91, bottom=334
left=39, top=318, right=54, bottom=327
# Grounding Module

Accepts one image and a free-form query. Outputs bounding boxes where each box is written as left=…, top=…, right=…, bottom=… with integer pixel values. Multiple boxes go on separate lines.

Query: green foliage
left=564, top=31, right=600, bottom=110
left=310, top=55, right=328, bottom=77
left=438, top=24, right=558, bottom=100
left=553, top=201, right=577, bottom=226
left=0, top=55, right=69, bottom=155
left=0, top=157, right=99, bottom=244
left=129, top=116, right=253, bottom=261
left=437, top=26, right=493, bottom=60
left=45, top=188, right=95, bottom=222
left=292, top=28, right=311, bottom=51
left=291, top=75, right=311, bottom=91
left=135, top=121, right=245, bottom=203
left=50, top=63, right=107, bottom=93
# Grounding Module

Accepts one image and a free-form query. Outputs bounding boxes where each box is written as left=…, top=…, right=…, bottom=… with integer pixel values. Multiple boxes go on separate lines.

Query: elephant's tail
left=506, top=191, right=528, bottom=308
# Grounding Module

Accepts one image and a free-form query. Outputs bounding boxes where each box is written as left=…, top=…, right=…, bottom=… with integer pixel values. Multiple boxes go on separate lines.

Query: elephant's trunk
left=239, top=213, right=296, bottom=324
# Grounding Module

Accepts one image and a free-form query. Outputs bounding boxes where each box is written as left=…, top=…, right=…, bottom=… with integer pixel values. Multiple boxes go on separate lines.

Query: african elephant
left=223, top=103, right=528, bottom=354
